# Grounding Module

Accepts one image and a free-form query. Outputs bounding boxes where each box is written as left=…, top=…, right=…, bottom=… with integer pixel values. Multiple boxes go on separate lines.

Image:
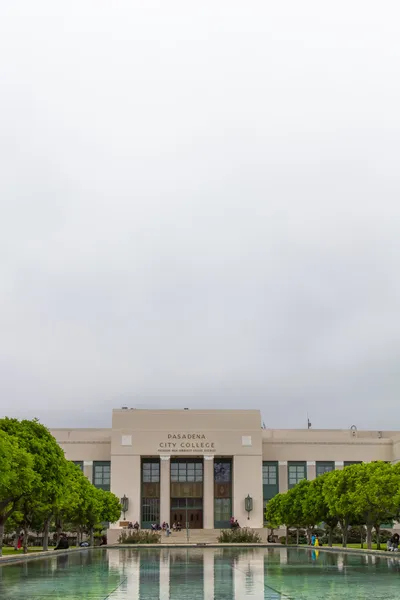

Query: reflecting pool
left=1, top=546, right=400, bottom=599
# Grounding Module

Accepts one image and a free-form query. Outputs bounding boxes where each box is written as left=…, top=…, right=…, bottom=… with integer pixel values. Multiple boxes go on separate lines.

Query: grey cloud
left=1, top=0, right=400, bottom=430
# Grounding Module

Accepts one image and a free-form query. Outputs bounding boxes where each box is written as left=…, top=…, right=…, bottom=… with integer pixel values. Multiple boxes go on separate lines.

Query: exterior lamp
left=120, top=495, right=129, bottom=519
left=245, top=494, right=253, bottom=520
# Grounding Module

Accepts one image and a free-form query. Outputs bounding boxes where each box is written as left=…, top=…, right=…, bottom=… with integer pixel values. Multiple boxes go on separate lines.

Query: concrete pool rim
left=1, top=543, right=399, bottom=566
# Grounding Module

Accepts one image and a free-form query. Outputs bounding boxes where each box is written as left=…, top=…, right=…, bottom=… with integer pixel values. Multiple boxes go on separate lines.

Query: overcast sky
left=1, top=1, right=400, bottom=431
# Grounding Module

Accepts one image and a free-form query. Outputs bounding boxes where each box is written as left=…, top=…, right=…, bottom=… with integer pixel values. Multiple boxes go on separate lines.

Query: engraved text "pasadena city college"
left=158, top=433, right=216, bottom=452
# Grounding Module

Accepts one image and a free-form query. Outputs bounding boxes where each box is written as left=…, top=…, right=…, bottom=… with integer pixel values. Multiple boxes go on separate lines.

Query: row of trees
left=0, top=418, right=121, bottom=556
left=265, top=461, right=400, bottom=549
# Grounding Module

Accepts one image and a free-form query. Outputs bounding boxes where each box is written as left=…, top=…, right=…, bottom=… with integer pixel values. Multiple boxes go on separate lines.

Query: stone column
left=160, top=456, right=171, bottom=525
left=203, top=547, right=215, bottom=598
left=159, top=549, right=170, bottom=599
left=203, top=456, right=214, bottom=529
left=83, top=460, right=93, bottom=484
left=307, top=461, right=316, bottom=480
left=278, top=461, right=288, bottom=493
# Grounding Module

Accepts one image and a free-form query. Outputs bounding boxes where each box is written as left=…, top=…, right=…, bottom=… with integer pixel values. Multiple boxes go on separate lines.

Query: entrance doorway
left=170, top=499, right=203, bottom=529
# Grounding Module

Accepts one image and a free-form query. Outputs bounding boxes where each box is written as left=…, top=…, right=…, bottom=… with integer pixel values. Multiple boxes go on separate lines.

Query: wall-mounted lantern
left=120, top=495, right=129, bottom=519
left=245, top=494, right=253, bottom=520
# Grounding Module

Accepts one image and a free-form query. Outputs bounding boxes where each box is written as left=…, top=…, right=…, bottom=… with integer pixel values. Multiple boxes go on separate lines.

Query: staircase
left=160, top=529, right=221, bottom=544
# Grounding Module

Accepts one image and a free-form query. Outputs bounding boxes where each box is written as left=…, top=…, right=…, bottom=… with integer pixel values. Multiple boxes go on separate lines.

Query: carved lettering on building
left=157, top=433, right=216, bottom=453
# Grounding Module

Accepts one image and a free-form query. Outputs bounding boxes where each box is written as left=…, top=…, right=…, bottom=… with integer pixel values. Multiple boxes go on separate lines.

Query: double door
left=170, top=498, right=203, bottom=529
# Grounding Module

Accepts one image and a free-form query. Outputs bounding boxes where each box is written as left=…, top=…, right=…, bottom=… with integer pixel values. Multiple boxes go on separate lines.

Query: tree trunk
left=0, top=521, right=5, bottom=557
left=366, top=524, right=373, bottom=550
left=23, top=526, right=28, bottom=554
left=56, top=519, right=62, bottom=545
left=296, top=528, right=300, bottom=545
left=13, top=526, right=21, bottom=550
left=341, top=519, right=349, bottom=547
left=285, top=526, right=289, bottom=545
left=43, top=518, right=51, bottom=552
left=375, top=525, right=381, bottom=550
left=328, top=528, right=333, bottom=547
left=89, top=527, right=94, bottom=547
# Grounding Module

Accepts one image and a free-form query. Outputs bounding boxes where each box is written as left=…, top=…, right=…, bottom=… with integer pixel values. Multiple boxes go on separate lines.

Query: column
left=203, top=547, right=215, bottom=599
left=83, top=460, right=93, bottom=483
left=307, top=461, right=316, bottom=480
left=278, top=461, right=288, bottom=493
left=159, top=549, right=170, bottom=599
left=335, top=461, right=344, bottom=471
left=160, top=455, right=171, bottom=525
left=203, top=456, right=214, bottom=529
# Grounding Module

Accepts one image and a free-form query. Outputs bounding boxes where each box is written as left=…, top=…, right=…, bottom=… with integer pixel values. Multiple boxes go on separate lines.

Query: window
left=141, top=498, right=160, bottom=523
left=171, top=461, right=203, bottom=483
left=288, top=462, right=306, bottom=488
left=142, top=462, right=160, bottom=483
left=72, top=461, right=83, bottom=471
left=316, top=462, right=335, bottom=477
left=214, top=462, right=231, bottom=483
left=214, top=498, right=231, bottom=523
left=263, top=463, right=277, bottom=485
left=93, top=461, right=111, bottom=490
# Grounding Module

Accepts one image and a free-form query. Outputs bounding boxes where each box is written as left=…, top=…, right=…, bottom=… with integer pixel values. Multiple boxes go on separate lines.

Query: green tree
left=322, top=465, right=361, bottom=547
left=351, top=462, right=400, bottom=549
left=0, top=418, right=69, bottom=553
left=303, top=473, right=338, bottom=546
left=265, top=494, right=284, bottom=533
left=0, top=430, right=36, bottom=556
left=276, top=486, right=308, bottom=544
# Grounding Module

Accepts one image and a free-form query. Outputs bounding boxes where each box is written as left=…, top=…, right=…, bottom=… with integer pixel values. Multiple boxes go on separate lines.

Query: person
left=151, top=523, right=156, bottom=531
left=314, top=535, right=320, bottom=547
left=230, top=517, right=235, bottom=528
left=55, top=534, right=69, bottom=550
left=133, top=521, right=140, bottom=531
left=233, top=520, right=240, bottom=529
left=311, top=534, right=316, bottom=546
left=15, top=535, right=23, bottom=550
left=176, top=521, right=181, bottom=532
left=79, top=541, right=89, bottom=547
left=99, top=535, right=107, bottom=546
left=388, top=533, right=399, bottom=551
left=128, top=522, right=133, bottom=529
left=172, top=522, right=177, bottom=531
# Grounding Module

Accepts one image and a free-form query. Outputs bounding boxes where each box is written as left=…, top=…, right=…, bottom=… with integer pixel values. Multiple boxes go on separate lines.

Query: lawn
left=1, top=546, right=55, bottom=556
left=331, top=543, right=386, bottom=551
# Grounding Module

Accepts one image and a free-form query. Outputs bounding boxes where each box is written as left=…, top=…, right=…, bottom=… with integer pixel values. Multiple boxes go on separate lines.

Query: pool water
left=1, top=547, right=400, bottom=599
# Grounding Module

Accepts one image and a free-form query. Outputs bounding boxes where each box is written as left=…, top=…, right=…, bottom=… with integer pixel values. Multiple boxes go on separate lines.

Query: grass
left=331, top=543, right=386, bottom=551
left=1, top=546, right=45, bottom=556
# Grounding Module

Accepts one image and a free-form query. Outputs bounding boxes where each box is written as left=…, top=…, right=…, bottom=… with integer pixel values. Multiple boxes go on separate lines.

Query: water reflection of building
left=104, top=548, right=287, bottom=599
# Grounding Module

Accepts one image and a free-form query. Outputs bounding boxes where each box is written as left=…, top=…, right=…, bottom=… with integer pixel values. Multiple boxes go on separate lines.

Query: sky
left=1, top=1, right=400, bottom=430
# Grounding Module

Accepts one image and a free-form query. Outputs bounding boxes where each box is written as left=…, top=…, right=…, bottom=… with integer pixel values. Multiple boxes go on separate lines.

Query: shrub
left=119, top=530, right=160, bottom=544
left=218, top=528, right=262, bottom=543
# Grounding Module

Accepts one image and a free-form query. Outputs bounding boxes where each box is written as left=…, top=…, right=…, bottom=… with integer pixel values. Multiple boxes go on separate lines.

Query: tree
left=0, top=418, right=68, bottom=552
left=265, top=494, right=284, bottom=537
left=322, top=465, right=361, bottom=547
left=303, top=473, right=338, bottom=546
left=351, top=462, right=400, bottom=549
left=0, top=430, right=36, bottom=556
left=278, top=486, right=309, bottom=544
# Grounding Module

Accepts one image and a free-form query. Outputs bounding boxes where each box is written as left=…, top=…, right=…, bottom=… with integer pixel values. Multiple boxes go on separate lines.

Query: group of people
left=310, top=534, right=320, bottom=547
left=230, top=517, right=240, bottom=529
left=387, top=533, right=400, bottom=551
left=149, top=521, right=182, bottom=533
left=127, top=521, right=140, bottom=531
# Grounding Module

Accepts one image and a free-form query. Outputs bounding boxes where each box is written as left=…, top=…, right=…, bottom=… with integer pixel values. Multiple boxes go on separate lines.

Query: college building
left=51, top=408, right=400, bottom=532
